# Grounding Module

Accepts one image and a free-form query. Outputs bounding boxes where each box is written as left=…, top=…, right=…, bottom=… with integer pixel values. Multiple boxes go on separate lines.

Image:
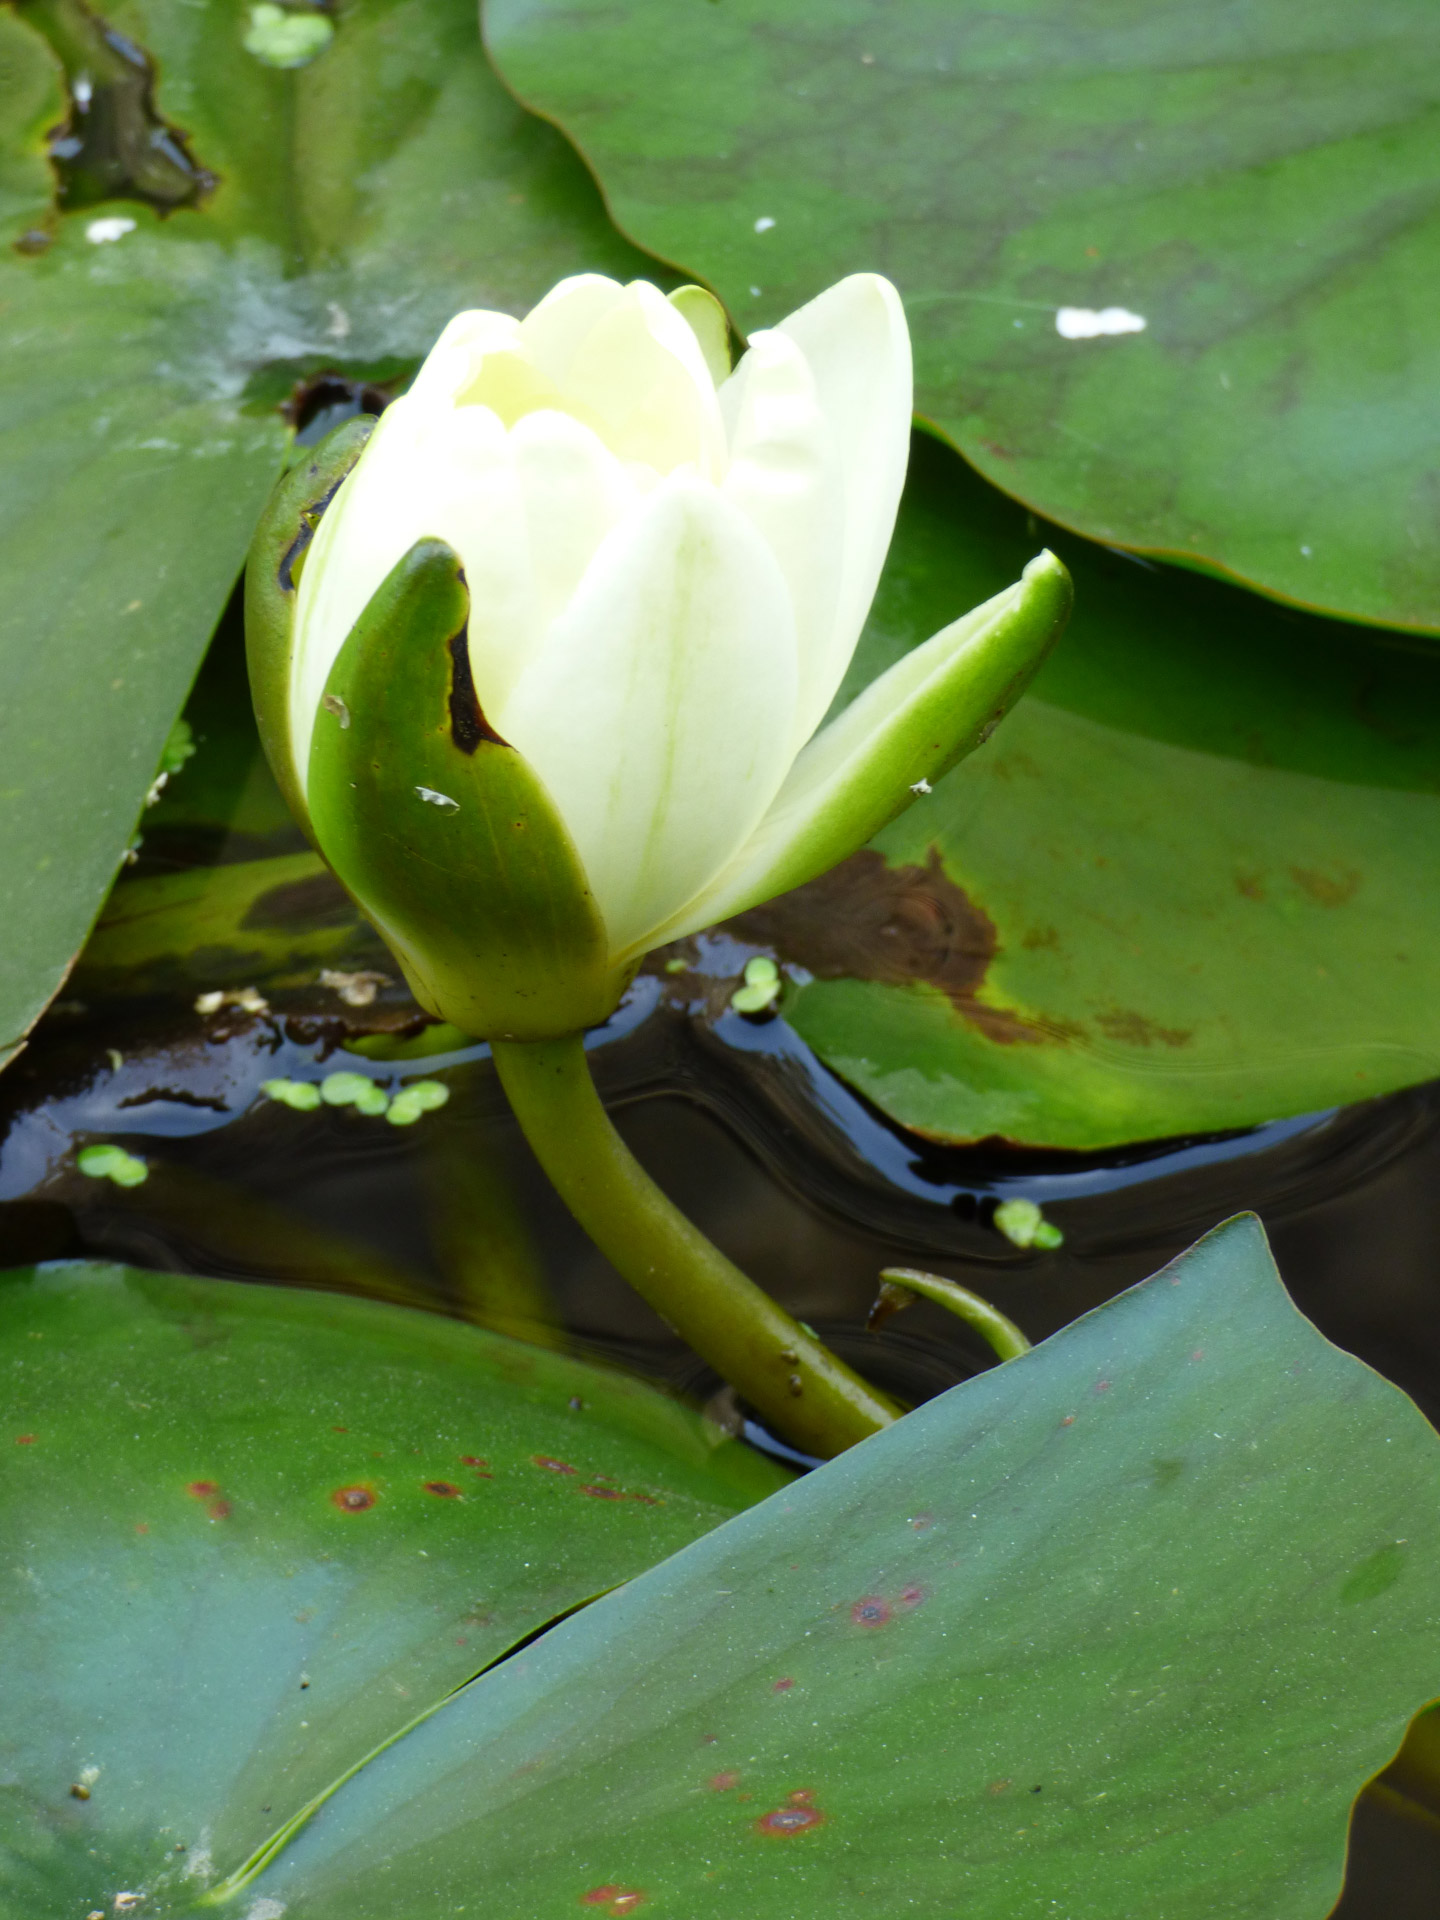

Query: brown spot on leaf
left=581, top=1889, right=646, bottom=1914
left=533, top=1456, right=578, bottom=1475
left=756, top=1796, right=826, bottom=1836
left=709, top=1771, right=740, bottom=1791
left=186, top=1481, right=219, bottom=1499
left=1235, top=871, right=1266, bottom=902
left=14, top=1434, right=35, bottom=1445
left=772, top=1677, right=795, bottom=1693
left=1096, top=1009, right=1193, bottom=1048
left=851, top=1596, right=891, bottom=1628
left=730, top=848, right=1056, bottom=1044
left=331, top=1484, right=377, bottom=1512
left=1290, top=865, right=1361, bottom=908
left=423, top=1481, right=461, bottom=1498
left=581, top=1483, right=625, bottom=1500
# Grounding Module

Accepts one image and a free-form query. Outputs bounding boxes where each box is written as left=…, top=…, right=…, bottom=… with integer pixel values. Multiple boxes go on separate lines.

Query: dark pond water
left=2, top=974, right=1438, bottom=1911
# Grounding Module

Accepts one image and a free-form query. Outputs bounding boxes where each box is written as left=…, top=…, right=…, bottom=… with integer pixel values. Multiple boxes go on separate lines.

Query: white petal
left=719, top=328, right=845, bottom=756
left=405, top=308, right=523, bottom=409
left=775, top=272, right=913, bottom=743
left=497, top=475, right=800, bottom=959
left=522, top=277, right=727, bottom=477
left=494, top=409, right=639, bottom=694
left=291, top=399, right=534, bottom=786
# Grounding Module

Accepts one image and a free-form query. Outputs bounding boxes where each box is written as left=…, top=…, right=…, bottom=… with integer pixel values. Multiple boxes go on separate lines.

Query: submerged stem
left=490, top=1033, right=899, bottom=1458
left=872, top=1267, right=1032, bottom=1364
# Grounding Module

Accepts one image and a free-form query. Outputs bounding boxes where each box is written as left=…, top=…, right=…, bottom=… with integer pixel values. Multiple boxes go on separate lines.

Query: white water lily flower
left=249, top=273, right=1070, bottom=1039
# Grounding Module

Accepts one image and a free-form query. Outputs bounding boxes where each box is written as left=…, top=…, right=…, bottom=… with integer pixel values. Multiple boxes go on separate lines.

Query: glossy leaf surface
left=485, top=0, right=1440, bottom=633
left=0, top=1261, right=786, bottom=1913
left=0, top=0, right=659, bottom=1067
left=746, top=436, right=1440, bottom=1148
left=39, top=1216, right=1438, bottom=1917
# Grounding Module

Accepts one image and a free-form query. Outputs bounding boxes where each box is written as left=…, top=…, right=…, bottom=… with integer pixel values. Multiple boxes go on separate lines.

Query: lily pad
left=739, top=434, right=1440, bottom=1149
left=484, top=0, right=1440, bottom=633
left=0, top=1260, right=787, bottom=1912
left=0, top=0, right=661, bottom=1069
left=16, top=1216, right=1440, bottom=1915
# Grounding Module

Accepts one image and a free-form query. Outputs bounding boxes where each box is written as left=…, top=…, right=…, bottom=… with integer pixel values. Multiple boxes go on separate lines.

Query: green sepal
left=244, top=418, right=376, bottom=839
left=307, top=538, right=634, bottom=1041
left=644, top=550, right=1074, bottom=948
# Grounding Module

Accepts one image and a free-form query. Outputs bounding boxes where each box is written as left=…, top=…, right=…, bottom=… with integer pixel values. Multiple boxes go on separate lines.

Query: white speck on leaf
left=753, top=216, right=776, bottom=233
left=910, top=777, right=932, bottom=795
left=86, top=216, right=135, bottom=244
left=416, top=786, right=459, bottom=812
left=1055, top=306, right=1146, bottom=340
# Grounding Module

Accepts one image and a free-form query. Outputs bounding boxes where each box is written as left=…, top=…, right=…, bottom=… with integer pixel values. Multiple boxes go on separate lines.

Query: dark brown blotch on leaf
left=730, top=848, right=1056, bottom=1044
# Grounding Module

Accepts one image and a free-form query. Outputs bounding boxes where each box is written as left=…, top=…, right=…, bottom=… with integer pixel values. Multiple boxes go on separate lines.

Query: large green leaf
left=731, top=434, right=1440, bottom=1149
left=0, top=0, right=660, bottom=1068
left=484, top=0, right=1440, bottom=634
left=19, top=1217, right=1439, bottom=1915
left=0, top=1261, right=787, bottom=1913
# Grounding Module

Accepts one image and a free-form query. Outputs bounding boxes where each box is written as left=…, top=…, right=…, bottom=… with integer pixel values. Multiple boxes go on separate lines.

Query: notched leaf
left=22, top=0, right=216, bottom=212
left=285, top=371, right=394, bottom=447
left=447, top=617, right=507, bottom=754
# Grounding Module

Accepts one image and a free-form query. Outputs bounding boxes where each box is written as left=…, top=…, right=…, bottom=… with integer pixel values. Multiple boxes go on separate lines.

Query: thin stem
left=491, top=1034, right=900, bottom=1458
left=873, top=1267, right=1032, bottom=1364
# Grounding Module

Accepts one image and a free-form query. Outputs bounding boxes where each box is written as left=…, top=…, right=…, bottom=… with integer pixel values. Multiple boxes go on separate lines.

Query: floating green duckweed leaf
left=320, top=1070, right=388, bottom=1115
left=386, top=1079, right=450, bottom=1126
left=730, top=955, right=781, bottom=1015
left=243, top=2, right=334, bottom=69
left=992, top=1197, right=1062, bottom=1251
left=75, top=1142, right=148, bottom=1186
left=261, top=1076, right=323, bottom=1112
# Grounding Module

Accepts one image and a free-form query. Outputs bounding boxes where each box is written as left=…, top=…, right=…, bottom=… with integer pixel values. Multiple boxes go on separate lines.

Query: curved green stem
left=873, top=1267, right=1032, bottom=1364
left=491, top=1034, right=900, bottom=1458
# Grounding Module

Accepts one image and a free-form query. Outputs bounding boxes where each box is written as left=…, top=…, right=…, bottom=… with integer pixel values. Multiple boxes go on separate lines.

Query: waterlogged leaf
left=0, top=0, right=662, bottom=1069
left=114, top=1215, right=1440, bottom=1918
left=0, top=1261, right=787, bottom=1913
left=484, top=0, right=1440, bottom=634
left=740, top=435, right=1440, bottom=1149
